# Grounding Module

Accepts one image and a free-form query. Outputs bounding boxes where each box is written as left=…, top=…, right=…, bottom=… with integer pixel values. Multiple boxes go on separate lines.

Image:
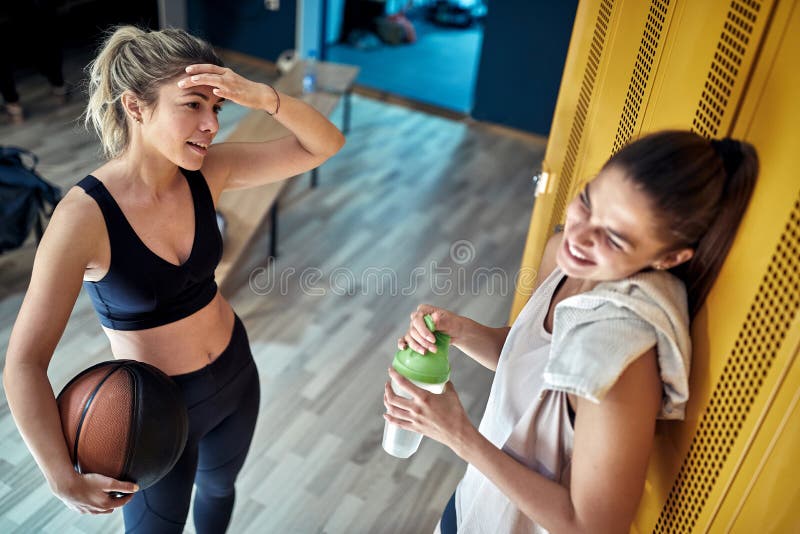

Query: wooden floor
left=0, top=52, right=545, bottom=533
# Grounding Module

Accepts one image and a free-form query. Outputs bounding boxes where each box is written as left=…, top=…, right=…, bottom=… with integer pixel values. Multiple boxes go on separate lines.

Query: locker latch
left=532, top=171, right=552, bottom=197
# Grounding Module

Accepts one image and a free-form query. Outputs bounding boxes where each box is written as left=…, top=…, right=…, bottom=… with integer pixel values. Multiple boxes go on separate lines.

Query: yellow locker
left=512, top=0, right=681, bottom=309
left=652, top=1, right=800, bottom=531
left=511, top=0, right=800, bottom=531
left=719, top=3, right=800, bottom=529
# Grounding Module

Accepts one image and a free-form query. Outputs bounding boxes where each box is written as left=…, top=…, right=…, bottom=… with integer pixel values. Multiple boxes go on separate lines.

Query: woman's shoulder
left=32, top=185, right=105, bottom=269
left=578, top=269, right=691, bottom=341
left=58, top=184, right=104, bottom=226
left=597, top=269, right=687, bottom=307
left=548, top=268, right=691, bottom=419
left=85, top=159, right=118, bottom=181
left=48, top=181, right=108, bottom=250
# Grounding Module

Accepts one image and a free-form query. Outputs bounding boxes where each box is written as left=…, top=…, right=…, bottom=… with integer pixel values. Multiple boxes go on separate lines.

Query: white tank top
left=455, top=266, right=574, bottom=534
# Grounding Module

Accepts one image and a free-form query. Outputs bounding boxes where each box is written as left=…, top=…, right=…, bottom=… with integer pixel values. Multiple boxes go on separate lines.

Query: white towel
left=543, top=269, right=691, bottom=419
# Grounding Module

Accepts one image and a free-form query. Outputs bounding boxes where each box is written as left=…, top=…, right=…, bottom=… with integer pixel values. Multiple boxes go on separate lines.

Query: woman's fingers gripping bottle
left=383, top=314, right=451, bottom=458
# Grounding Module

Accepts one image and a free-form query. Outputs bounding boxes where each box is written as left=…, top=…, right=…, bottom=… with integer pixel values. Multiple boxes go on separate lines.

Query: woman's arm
left=179, top=64, right=345, bottom=192
left=385, top=346, right=661, bottom=533
left=399, top=231, right=566, bottom=371
left=3, top=191, right=137, bottom=513
left=449, top=317, right=510, bottom=372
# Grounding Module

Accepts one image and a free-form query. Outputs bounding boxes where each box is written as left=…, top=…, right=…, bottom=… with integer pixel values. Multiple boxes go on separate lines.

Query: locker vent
left=612, top=0, right=670, bottom=153
left=654, top=211, right=799, bottom=531
left=551, top=0, right=614, bottom=232
left=692, top=0, right=761, bottom=138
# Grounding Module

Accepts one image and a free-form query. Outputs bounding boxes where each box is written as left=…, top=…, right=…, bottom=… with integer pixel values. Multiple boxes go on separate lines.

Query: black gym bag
left=0, top=146, right=61, bottom=253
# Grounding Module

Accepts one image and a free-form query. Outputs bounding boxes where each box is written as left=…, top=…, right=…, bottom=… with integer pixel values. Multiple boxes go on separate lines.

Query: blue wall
left=187, top=0, right=296, bottom=62
left=471, top=1, right=577, bottom=136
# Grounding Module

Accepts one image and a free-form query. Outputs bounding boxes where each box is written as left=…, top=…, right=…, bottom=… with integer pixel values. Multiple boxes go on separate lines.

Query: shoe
left=5, top=102, right=24, bottom=124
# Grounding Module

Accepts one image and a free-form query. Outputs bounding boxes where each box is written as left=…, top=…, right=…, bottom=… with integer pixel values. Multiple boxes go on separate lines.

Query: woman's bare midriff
left=101, top=291, right=236, bottom=376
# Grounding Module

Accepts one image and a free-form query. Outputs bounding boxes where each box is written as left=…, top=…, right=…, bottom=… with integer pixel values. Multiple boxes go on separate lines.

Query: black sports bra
left=77, top=169, right=222, bottom=331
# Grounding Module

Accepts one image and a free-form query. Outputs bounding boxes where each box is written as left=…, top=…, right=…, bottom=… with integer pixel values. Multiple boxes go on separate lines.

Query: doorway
left=321, top=1, right=487, bottom=114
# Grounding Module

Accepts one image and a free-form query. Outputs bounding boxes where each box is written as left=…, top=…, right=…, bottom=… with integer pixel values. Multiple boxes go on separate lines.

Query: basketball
left=56, top=360, right=189, bottom=492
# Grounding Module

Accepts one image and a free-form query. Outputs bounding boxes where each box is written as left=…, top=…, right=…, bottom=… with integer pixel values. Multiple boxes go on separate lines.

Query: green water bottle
left=382, top=315, right=451, bottom=458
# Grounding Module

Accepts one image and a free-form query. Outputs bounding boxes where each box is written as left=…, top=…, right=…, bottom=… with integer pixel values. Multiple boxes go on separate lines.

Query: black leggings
left=122, top=315, right=260, bottom=534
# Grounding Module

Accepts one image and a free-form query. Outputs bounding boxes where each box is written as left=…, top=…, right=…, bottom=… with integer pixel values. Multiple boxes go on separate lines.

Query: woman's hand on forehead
left=177, top=64, right=274, bottom=112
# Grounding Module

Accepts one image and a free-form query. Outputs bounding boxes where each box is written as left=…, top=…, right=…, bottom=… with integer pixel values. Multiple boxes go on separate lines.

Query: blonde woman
left=3, top=26, right=344, bottom=532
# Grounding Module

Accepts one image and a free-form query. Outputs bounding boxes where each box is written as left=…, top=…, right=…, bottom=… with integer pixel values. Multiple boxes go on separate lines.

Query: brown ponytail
left=605, top=131, right=758, bottom=318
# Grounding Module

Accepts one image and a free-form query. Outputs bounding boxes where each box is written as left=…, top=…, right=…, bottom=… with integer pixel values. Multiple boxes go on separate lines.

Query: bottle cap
left=392, top=315, right=450, bottom=384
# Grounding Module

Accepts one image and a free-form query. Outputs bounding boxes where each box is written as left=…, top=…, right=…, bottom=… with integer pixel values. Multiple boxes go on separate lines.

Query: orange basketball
left=56, top=360, right=188, bottom=491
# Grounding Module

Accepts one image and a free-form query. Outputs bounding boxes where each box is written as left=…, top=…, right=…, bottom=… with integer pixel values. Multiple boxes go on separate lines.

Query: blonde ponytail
left=84, top=27, right=144, bottom=159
